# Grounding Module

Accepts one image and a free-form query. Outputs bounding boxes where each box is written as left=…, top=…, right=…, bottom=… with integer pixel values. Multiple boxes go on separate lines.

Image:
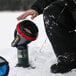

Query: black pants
left=43, top=1, right=76, bottom=59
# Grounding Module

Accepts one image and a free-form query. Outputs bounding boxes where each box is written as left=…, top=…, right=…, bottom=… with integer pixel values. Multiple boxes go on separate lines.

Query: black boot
left=50, top=53, right=76, bottom=73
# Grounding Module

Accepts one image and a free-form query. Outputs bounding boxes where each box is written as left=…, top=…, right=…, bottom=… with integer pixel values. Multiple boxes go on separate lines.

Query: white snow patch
left=0, top=11, right=75, bottom=76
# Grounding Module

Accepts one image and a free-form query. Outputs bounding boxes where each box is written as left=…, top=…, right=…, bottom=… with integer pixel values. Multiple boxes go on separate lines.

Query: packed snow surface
left=0, top=11, right=76, bottom=76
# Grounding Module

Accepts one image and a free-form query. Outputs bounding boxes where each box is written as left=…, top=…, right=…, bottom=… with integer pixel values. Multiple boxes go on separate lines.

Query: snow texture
left=0, top=12, right=76, bottom=76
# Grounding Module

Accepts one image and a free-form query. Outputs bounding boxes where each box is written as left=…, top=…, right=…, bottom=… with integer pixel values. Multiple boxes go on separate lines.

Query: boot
left=50, top=53, right=76, bottom=73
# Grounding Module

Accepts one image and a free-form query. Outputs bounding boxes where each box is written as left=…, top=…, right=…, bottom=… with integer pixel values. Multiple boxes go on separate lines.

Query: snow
left=0, top=11, right=76, bottom=76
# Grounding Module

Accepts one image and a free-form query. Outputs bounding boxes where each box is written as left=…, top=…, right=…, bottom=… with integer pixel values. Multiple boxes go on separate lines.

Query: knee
left=43, top=5, right=54, bottom=29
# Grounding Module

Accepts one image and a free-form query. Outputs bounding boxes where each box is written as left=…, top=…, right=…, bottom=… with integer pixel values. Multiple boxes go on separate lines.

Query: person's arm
left=17, top=0, right=55, bottom=20
left=31, top=0, right=55, bottom=14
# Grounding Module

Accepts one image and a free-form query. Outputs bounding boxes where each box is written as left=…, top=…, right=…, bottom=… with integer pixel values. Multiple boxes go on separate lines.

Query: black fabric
left=43, top=1, right=76, bottom=58
left=31, top=0, right=56, bottom=14
left=31, top=0, right=76, bottom=14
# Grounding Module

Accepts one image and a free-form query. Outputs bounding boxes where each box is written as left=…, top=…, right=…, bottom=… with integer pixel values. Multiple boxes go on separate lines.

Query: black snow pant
left=43, top=1, right=76, bottom=61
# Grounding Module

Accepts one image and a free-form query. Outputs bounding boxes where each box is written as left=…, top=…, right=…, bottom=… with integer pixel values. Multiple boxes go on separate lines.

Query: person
left=17, top=0, right=76, bottom=73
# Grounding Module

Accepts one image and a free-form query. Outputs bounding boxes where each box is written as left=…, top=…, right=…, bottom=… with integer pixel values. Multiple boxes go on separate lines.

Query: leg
left=43, top=1, right=76, bottom=73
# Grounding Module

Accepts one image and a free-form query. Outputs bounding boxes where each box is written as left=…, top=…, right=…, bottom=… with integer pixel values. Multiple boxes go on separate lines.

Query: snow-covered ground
left=0, top=11, right=76, bottom=76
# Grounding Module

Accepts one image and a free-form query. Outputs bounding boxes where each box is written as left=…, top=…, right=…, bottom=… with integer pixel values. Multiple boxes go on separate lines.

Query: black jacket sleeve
left=31, top=0, right=56, bottom=14
left=31, top=0, right=76, bottom=14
